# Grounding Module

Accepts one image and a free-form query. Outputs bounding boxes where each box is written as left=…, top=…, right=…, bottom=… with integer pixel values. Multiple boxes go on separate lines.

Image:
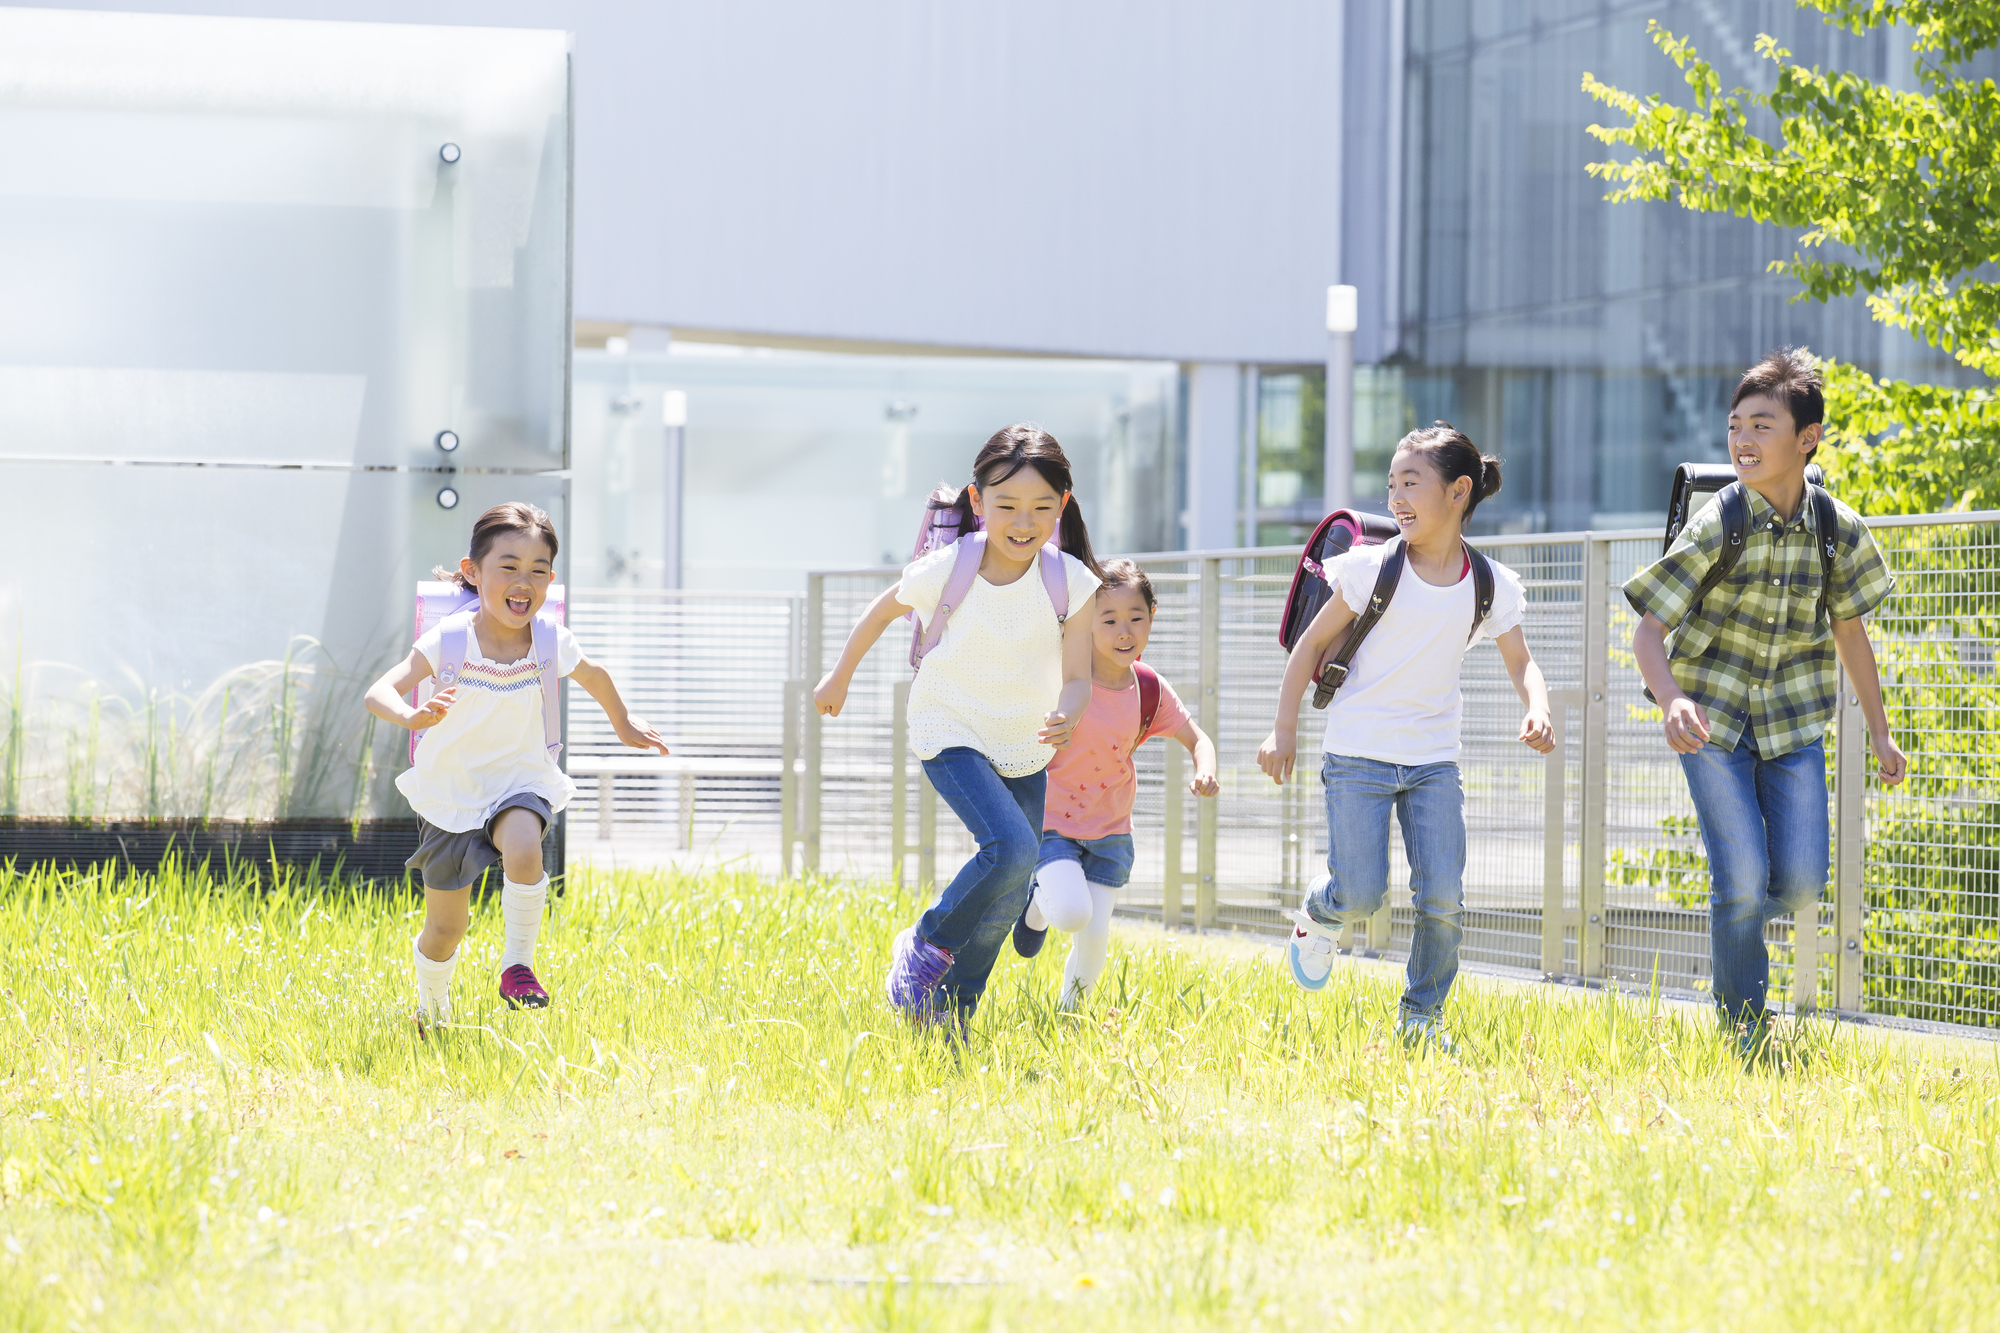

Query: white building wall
left=33, top=0, right=1352, bottom=364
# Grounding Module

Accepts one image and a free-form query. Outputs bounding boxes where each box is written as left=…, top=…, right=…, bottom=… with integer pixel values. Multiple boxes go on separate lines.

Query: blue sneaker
left=884, top=926, right=954, bottom=1023
left=1011, top=894, right=1048, bottom=959
left=1286, top=909, right=1338, bottom=991
left=1395, top=1011, right=1459, bottom=1057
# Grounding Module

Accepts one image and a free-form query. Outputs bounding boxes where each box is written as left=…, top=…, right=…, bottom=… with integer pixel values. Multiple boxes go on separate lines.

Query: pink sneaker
left=499, top=964, right=549, bottom=1009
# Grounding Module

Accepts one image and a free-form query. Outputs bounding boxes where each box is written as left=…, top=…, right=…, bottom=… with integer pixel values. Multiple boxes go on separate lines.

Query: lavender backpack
left=407, top=581, right=567, bottom=762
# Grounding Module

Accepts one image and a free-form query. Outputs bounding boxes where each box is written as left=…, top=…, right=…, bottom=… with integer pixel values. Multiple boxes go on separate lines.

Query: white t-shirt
left=1318, top=544, right=1526, bottom=766
left=899, top=545, right=1102, bottom=778
left=395, top=620, right=584, bottom=832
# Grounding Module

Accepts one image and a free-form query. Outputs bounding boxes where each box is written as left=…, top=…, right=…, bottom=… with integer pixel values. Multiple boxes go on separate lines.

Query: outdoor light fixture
left=436, top=486, right=459, bottom=510
left=435, top=429, right=459, bottom=453
left=439, top=142, right=461, bottom=164
left=661, top=389, right=688, bottom=428
left=1326, top=284, right=1359, bottom=335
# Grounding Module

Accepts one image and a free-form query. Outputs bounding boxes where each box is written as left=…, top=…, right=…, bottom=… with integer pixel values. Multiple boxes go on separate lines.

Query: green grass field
left=0, top=861, right=1994, bottom=1331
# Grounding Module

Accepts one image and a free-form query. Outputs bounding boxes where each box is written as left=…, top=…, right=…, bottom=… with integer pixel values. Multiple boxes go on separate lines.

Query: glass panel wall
left=572, top=344, right=1180, bottom=590
left=0, top=11, right=571, bottom=823
left=1395, top=0, right=1986, bottom=532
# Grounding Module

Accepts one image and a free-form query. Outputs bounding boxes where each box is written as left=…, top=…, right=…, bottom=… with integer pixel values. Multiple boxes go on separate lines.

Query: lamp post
left=662, top=389, right=687, bottom=589
left=1325, top=284, right=1358, bottom=514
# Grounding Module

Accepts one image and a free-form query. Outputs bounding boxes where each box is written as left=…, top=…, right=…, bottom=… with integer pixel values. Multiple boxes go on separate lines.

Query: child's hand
left=1871, top=726, right=1907, bottom=786
left=1661, top=696, right=1711, bottom=755
left=408, top=687, right=457, bottom=730
left=616, top=716, right=670, bottom=756
left=1039, top=711, right=1078, bottom=748
left=813, top=673, right=848, bottom=718
left=1256, top=729, right=1295, bottom=785
left=1188, top=770, right=1220, bottom=798
left=1519, top=707, right=1554, bottom=755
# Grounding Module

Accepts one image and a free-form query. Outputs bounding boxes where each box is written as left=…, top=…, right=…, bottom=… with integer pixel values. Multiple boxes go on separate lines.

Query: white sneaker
left=1286, top=909, right=1338, bottom=991
left=1395, top=1011, right=1458, bottom=1057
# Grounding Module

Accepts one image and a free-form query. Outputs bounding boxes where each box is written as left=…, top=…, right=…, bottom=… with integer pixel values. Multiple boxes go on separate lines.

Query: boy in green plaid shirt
left=1625, top=349, right=1907, bottom=1053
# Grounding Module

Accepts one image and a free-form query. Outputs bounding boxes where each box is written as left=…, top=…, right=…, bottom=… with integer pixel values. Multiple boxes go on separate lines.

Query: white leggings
left=1033, top=859, right=1119, bottom=1008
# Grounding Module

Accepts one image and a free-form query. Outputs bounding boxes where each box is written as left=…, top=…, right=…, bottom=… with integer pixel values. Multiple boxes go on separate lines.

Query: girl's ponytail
left=968, top=423, right=1104, bottom=578
left=926, top=484, right=979, bottom=543
left=1395, top=423, right=1503, bottom=525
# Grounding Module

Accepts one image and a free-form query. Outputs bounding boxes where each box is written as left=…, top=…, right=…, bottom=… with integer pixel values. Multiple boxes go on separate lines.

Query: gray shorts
left=405, top=792, right=553, bottom=892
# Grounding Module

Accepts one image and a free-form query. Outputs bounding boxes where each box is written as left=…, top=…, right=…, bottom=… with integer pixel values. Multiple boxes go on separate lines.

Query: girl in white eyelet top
left=814, top=425, right=1102, bottom=1029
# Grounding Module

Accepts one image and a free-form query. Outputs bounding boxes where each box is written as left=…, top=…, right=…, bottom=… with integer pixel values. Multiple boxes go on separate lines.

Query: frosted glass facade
left=0, top=10, right=571, bottom=823
left=1389, top=1, right=1981, bottom=532
left=572, top=345, right=1180, bottom=591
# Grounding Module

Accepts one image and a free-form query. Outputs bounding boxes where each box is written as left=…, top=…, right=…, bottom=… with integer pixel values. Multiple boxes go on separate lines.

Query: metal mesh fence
left=565, top=509, right=2000, bottom=1034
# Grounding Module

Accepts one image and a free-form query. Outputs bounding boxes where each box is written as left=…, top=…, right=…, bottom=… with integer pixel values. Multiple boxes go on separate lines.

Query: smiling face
left=967, top=464, right=1067, bottom=566
left=461, top=531, right=555, bottom=629
left=1728, top=391, right=1821, bottom=488
left=1091, top=583, right=1154, bottom=676
left=1387, top=448, right=1473, bottom=542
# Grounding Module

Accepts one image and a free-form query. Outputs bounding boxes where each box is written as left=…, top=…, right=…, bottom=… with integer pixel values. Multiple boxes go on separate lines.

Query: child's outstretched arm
left=569, top=655, right=669, bottom=755
left=1175, top=721, right=1220, bottom=796
left=1256, top=593, right=1357, bottom=784
left=1494, top=628, right=1554, bottom=754
left=814, top=582, right=916, bottom=717
left=1633, top=612, right=1710, bottom=754
left=1038, top=612, right=1094, bottom=749
left=364, top=649, right=456, bottom=730
left=1829, top=616, right=1907, bottom=786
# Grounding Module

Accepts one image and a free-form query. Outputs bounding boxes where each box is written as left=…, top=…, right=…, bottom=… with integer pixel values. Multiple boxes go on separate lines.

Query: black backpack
left=1277, top=509, right=1497, bottom=711
left=1663, top=462, right=1837, bottom=625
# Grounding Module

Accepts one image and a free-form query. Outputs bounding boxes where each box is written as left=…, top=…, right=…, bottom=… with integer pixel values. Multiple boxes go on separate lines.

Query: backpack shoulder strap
left=1038, top=545, right=1069, bottom=622
left=912, top=533, right=986, bottom=666
left=1464, top=544, right=1496, bottom=643
left=531, top=614, right=563, bottom=760
left=1133, top=661, right=1160, bottom=744
left=1689, top=482, right=1749, bottom=618
left=435, top=612, right=471, bottom=687
left=1810, top=484, right=1839, bottom=624
left=1311, top=538, right=1405, bottom=709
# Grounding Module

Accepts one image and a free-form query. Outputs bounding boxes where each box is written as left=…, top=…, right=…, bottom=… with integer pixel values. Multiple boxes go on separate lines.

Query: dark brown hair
left=434, top=501, right=561, bottom=590
left=929, top=424, right=1101, bottom=576
left=1096, top=558, right=1155, bottom=611
left=1732, top=347, right=1825, bottom=456
left=1394, top=422, right=1503, bottom=525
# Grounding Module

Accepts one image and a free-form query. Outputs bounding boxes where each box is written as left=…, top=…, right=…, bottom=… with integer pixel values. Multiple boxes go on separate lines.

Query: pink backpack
left=408, top=581, right=567, bottom=762
left=906, top=484, right=1068, bottom=667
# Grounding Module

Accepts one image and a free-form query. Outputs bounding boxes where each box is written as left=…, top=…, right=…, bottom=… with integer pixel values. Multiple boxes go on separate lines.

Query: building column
left=1184, top=362, right=1244, bottom=550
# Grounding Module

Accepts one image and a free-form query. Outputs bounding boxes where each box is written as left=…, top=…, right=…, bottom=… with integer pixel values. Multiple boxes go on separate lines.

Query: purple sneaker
left=884, top=926, right=954, bottom=1023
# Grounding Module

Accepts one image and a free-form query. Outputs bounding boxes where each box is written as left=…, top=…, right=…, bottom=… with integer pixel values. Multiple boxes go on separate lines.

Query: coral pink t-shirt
left=1043, top=671, right=1192, bottom=840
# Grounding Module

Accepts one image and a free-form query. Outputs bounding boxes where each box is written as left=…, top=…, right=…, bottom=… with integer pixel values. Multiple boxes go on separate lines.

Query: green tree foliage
left=1583, top=1, right=2000, bottom=515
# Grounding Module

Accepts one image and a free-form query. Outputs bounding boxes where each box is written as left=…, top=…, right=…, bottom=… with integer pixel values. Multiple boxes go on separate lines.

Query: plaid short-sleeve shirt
left=1622, top=485, right=1893, bottom=758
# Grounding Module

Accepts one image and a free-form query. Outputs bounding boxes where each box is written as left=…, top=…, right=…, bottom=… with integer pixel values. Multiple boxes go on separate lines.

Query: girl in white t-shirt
left=364, top=502, right=667, bottom=1028
left=1256, top=425, right=1554, bottom=1052
left=815, top=425, right=1101, bottom=1032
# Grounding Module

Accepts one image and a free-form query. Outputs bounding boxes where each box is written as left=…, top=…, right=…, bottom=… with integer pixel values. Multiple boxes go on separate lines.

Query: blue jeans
left=1304, top=754, right=1466, bottom=1019
left=1678, top=737, right=1828, bottom=1023
left=918, top=747, right=1048, bottom=1014
left=1037, top=831, right=1136, bottom=889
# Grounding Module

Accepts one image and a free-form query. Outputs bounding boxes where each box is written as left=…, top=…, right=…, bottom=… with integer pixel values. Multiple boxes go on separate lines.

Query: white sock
left=1059, top=882, right=1119, bottom=1009
left=500, top=876, right=549, bottom=970
left=1034, top=858, right=1093, bottom=934
left=412, top=937, right=459, bottom=1022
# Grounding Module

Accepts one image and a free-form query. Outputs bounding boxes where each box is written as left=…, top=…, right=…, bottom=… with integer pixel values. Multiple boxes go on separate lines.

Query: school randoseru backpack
left=1277, top=509, right=1496, bottom=709
left=906, top=483, right=1068, bottom=667
left=1663, top=461, right=1836, bottom=622
left=407, top=582, right=567, bottom=762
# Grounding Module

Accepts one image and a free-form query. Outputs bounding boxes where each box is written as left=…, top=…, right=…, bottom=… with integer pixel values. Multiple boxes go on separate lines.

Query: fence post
left=891, top=680, right=910, bottom=885
left=1541, top=690, right=1577, bottom=978
left=1196, top=557, right=1221, bottom=929
left=804, top=573, right=824, bottom=873
left=780, top=679, right=800, bottom=879
left=1163, top=739, right=1184, bottom=927
left=1580, top=537, right=1610, bottom=980
left=1833, top=666, right=1866, bottom=1012
left=918, top=769, right=937, bottom=888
